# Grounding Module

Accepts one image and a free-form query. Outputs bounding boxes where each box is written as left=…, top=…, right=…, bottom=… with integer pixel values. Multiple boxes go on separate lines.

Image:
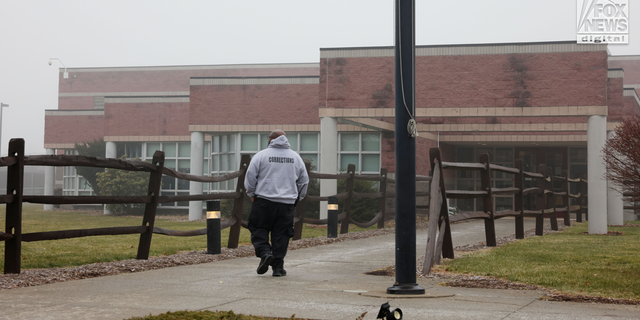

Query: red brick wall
left=57, top=66, right=319, bottom=110
left=320, top=57, right=394, bottom=109
left=58, top=96, right=94, bottom=110
left=609, top=58, right=640, bottom=85
left=381, top=133, right=395, bottom=172
left=104, top=102, right=190, bottom=136
left=623, top=95, right=640, bottom=115
left=189, top=84, right=320, bottom=125
left=321, top=51, right=609, bottom=113
left=608, top=78, right=625, bottom=122
left=44, top=115, right=104, bottom=144
left=416, top=137, right=437, bottom=176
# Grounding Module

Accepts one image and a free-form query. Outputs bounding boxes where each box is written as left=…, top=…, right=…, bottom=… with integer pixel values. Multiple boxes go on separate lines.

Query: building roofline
left=190, top=75, right=319, bottom=80
left=45, top=110, right=104, bottom=116
left=608, top=55, right=640, bottom=61
left=320, top=41, right=607, bottom=58
left=608, top=68, right=624, bottom=78
left=320, top=40, right=585, bottom=51
left=190, top=76, right=319, bottom=86
left=56, top=62, right=320, bottom=73
left=624, top=87, right=640, bottom=107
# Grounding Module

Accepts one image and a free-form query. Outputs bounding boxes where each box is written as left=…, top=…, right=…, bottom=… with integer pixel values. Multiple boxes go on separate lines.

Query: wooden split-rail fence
left=423, top=148, right=589, bottom=274
left=1, top=138, right=417, bottom=274
left=2, top=138, right=590, bottom=275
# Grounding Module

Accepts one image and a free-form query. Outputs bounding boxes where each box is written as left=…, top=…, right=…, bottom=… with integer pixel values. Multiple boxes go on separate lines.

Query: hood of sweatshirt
left=269, top=135, right=291, bottom=149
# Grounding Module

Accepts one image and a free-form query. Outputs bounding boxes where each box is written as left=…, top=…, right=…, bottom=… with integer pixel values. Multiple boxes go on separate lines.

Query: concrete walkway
left=2, top=218, right=640, bottom=320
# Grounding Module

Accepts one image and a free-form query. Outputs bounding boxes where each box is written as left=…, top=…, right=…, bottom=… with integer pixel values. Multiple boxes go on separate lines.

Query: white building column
left=588, top=115, right=608, bottom=234
left=189, top=132, right=204, bottom=221
left=104, top=141, right=118, bottom=214
left=607, top=130, right=624, bottom=226
left=320, top=116, right=338, bottom=220
left=43, top=148, right=55, bottom=211
left=106, top=141, right=117, bottom=158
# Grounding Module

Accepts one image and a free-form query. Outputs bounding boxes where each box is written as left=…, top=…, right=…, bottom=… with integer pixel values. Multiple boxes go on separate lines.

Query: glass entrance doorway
left=516, top=147, right=567, bottom=212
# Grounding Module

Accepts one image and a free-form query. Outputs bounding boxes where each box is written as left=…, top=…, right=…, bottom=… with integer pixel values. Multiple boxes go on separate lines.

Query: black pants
left=248, top=197, right=295, bottom=261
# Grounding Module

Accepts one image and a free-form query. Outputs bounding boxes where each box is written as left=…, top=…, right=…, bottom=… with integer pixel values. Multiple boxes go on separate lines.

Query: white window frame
left=337, top=132, right=381, bottom=175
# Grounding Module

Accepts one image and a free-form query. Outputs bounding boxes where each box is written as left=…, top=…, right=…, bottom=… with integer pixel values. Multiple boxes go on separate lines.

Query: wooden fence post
left=514, top=159, right=525, bottom=239
left=576, top=175, right=584, bottom=223
left=293, top=160, right=311, bottom=240
left=340, top=164, right=355, bottom=234
left=227, top=154, right=250, bottom=248
left=423, top=148, right=454, bottom=275
left=535, top=164, right=546, bottom=236
left=479, top=154, right=496, bottom=247
left=137, top=150, right=165, bottom=259
left=546, top=166, right=558, bottom=231
left=4, top=139, right=25, bottom=274
left=423, top=158, right=442, bottom=274
left=582, top=174, right=589, bottom=221
left=562, top=170, right=571, bottom=226
left=429, top=148, right=454, bottom=259
left=377, top=168, right=388, bottom=229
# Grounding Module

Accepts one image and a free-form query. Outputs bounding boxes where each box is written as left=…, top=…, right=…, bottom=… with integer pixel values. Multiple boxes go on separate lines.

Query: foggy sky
left=0, top=0, right=638, bottom=156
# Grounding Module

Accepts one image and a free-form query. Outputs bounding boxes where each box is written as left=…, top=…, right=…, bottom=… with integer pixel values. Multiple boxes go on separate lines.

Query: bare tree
left=603, top=112, right=640, bottom=202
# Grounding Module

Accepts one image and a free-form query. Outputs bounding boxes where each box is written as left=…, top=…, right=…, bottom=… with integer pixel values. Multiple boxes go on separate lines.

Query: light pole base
left=387, top=283, right=425, bottom=295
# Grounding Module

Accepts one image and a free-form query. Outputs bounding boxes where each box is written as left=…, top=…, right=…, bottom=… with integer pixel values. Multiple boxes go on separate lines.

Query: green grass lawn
left=437, top=221, right=640, bottom=300
left=0, top=204, right=372, bottom=272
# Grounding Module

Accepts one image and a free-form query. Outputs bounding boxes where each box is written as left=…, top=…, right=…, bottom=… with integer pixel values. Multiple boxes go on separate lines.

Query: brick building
left=44, top=41, right=640, bottom=220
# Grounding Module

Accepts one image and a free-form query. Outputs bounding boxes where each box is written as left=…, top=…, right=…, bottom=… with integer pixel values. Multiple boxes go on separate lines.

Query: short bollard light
left=376, top=302, right=402, bottom=320
left=206, top=200, right=221, bottom=254
left=327, top=196, right=338, bottom=238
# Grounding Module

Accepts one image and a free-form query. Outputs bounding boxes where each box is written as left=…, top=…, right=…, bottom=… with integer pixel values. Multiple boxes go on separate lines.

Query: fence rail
left=3, top=138, right=426, bottom=274
left=423, top=147, right=589, bottom=274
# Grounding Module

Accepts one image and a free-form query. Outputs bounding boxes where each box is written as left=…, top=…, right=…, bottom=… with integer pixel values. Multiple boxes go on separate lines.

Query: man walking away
left=244, top=129, right=309, bottom=276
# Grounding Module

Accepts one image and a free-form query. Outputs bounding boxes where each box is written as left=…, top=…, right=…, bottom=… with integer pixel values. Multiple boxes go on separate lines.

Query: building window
left=338, top=133, right=381, bottom=174
left=298, top=133, right=319, bottom=170
left=142, top=142, right=192, bottom=208
left=454, top=146, right=515, bottom=212
left=117, top=142, right=142, bottom=159
left=569, top=147, right=587, bottom=196
left=210, top=135, right=237, bottom=192
left=209, top=132, right=321, bottom=194
left=62, top=150, right=95, bottom=196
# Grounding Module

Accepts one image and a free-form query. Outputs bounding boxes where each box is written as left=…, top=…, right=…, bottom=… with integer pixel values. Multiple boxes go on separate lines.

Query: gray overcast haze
left=1, top=0, right=638, bottom=156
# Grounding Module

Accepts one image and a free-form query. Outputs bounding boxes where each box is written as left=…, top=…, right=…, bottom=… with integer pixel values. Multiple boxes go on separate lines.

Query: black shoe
left=272, top=260, right=287, bottom=277
left=273, top=267, right=287, bottom=277
left=257, top=254, right=274, bottom=275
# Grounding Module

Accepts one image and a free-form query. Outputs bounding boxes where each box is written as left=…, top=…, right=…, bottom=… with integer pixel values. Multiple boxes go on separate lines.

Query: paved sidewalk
left=2, top=218, right=640, bottom=320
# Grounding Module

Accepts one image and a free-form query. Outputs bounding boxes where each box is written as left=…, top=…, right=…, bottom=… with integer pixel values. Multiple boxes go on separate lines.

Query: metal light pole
left=387, top=0, right=425, bottom=295
left=48, top=58, right=68, bottom=79
left=0, top=103, right=8, bottom=156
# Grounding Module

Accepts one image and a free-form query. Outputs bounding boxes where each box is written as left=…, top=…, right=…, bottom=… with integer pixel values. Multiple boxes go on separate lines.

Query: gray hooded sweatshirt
left=244, top=135, right=309, bottom=204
